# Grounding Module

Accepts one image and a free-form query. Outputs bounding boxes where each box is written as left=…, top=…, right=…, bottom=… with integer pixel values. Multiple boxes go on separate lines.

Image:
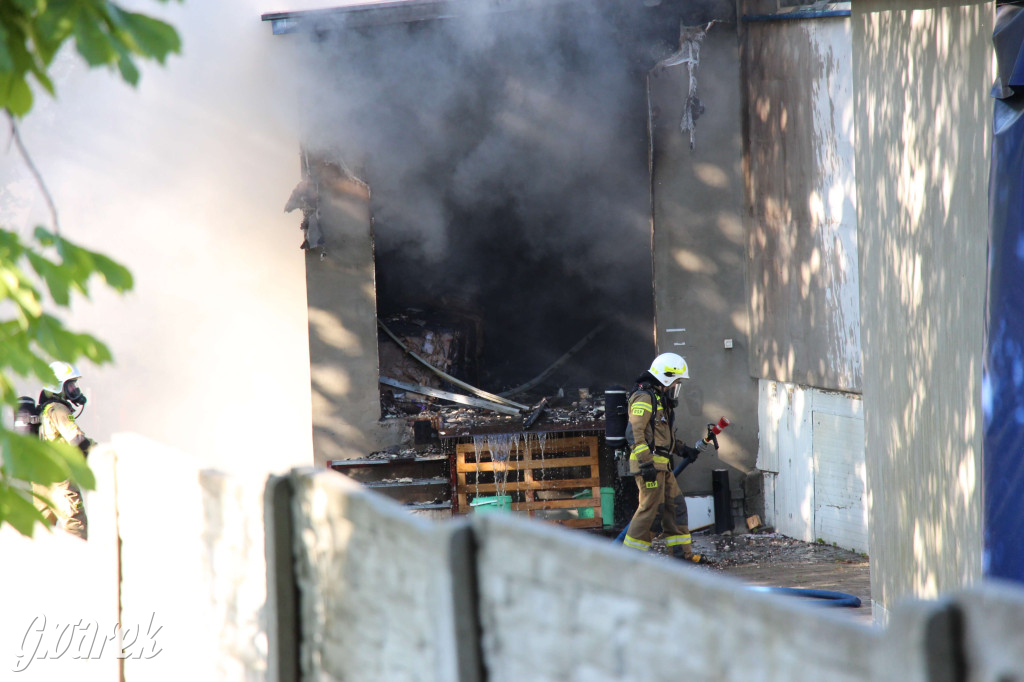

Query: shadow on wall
left=852, top=4, right=987, bottom=605
left=743, top=17, right=861, bottom=393
left=648, top=26, right=759, bottom=494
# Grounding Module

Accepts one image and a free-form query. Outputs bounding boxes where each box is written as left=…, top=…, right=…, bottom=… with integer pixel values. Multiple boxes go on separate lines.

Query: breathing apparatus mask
left=63, top=379, right=87, bottom=407
left=668, top=380, right=683, bottom=407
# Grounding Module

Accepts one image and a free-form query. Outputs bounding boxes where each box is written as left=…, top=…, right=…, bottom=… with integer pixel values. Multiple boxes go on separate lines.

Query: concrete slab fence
left=5, top=441, right=1023, bottom=681
left=266, top=469, right=1024, bottom=682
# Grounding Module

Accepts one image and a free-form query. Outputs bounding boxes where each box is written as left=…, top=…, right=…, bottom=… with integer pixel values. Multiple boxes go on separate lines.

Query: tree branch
left=6, top=112, right=60, bottom=236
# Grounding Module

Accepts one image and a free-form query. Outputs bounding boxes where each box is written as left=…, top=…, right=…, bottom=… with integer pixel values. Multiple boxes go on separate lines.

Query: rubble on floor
left=382, top=391, right=606, bottom=439
left=647, top=529, right=867, bottom=568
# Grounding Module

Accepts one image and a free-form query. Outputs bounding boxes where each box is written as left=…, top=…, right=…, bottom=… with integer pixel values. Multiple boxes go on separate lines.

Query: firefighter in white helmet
left=33, top=361, right=95, bottom=540
left=621, top=352, right=708, bottom=563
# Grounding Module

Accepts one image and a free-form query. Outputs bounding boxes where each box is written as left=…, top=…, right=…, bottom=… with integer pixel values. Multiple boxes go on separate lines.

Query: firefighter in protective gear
left=621, top=353, right=707, bottom=563
left=33, top=361, right=94, bottom=541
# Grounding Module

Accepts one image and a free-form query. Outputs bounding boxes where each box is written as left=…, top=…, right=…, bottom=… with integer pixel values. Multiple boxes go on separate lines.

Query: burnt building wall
left=279, top=0, right=744, bottom=466
left=291, top=2, right=674, bottom=396
left=742, top=12, right=861, bottom=392
left=650, top=27, right=757, bottom=496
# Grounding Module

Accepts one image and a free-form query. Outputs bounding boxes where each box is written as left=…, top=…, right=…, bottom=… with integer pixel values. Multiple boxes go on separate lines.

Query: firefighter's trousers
left=622, top=470, right=693, bottom=557
left=34, top=480, right=88, bottom=541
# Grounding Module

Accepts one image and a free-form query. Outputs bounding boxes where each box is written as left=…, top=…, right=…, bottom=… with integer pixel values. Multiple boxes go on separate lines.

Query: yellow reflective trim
left=666, top=534, right=692, bottom=547
left=623, top=535, right=651, bottom=551
left=629, top=444, right=650, bottom=460
left=652, top=455, right=671, bottom=465
left=631, top=401, right=652, bottom=411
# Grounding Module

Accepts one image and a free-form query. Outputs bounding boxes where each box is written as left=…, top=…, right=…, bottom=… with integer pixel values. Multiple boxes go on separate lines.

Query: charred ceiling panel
left=275, top=0, right=734, bottom=399
left=742, top=16, right=861, bottom=392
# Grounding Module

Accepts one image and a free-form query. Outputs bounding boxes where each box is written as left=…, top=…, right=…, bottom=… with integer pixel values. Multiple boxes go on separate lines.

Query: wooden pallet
left=454, top=434, right=602, bottom=528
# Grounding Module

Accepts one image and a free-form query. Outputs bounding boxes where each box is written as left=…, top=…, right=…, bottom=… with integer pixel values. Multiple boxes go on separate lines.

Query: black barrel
left=604, top=386, right=628, bottom=448
left=712, top=469, right=734, bottom=534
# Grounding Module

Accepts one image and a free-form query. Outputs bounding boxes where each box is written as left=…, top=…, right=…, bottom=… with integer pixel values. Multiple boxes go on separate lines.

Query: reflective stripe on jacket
left=627, top=386, right=675, bottom=473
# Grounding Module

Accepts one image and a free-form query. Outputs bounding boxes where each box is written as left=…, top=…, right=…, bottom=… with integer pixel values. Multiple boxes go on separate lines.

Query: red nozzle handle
left=710, top=417, right=730, bottom=435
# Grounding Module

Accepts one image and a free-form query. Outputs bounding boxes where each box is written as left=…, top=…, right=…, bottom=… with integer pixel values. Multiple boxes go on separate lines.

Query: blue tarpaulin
left=984, top=6, right=1024, bottom=581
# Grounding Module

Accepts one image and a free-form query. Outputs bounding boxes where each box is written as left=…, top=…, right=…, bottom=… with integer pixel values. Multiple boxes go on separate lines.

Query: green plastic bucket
left=470, top=495, right=512, bottom=514
left=575, top=487, right=615, bottom=527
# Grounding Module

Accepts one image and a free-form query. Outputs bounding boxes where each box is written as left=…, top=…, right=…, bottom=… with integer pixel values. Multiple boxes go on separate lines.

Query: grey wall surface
left=282, top=471, right=479, bottom=681
left=742, top=13, right=862, bottom=392
left=650, top=27, right=759, bottom=495
left=267, top=469, right=1024, bottom=681
left=305, top=172, right=400, bottom=466
left=852, top=1, right=990, bottom=617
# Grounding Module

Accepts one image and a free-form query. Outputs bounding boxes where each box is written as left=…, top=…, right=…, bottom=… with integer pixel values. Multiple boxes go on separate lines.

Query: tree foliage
left=0, top=0, right=180, bottom=536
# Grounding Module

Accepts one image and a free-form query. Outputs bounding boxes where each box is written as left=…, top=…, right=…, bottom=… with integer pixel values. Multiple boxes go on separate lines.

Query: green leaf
left=113, top=41, right=139, bottom=86
left=0, top=485, right=49, bottom=538
left=30, top=314, right=112, bottom=365
left=120, top=11, right=181, bottom=63
left=1, top=430, right=95, bottom=491
left=89, top=252, right=133, bottom=292
left=49, top=444, right=95, bottom=490
left=73, top=8, right=117, bottom=67
left=2, top=432, right=70, bottom=486
left=27, top=61, right=56, bottom=96
left=0, top=22, right=15, bottom=73
left=25, top=251, right=72, bottom=306
left=0, top=73, right=34, bottom=116
left=10, top=0, right=44, bottom=12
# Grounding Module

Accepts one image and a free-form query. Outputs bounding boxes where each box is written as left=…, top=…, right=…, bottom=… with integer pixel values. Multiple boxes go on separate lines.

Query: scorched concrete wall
left=851, top=1, right=990, bottom=620
left=738, top=8, right=865, bottom=555
left=742, top=11, right=861, bottom=393
left=650, top=26, right=759, bottom=499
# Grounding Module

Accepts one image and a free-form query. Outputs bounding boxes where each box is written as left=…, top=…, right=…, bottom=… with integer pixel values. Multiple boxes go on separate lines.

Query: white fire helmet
left=648, top=352, right=689, bottom=387
left=44, top=361, right=85, bottom=403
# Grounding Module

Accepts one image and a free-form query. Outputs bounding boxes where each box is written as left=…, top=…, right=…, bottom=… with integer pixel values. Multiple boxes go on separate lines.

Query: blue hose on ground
left=748, top=586, right=862, bottom=608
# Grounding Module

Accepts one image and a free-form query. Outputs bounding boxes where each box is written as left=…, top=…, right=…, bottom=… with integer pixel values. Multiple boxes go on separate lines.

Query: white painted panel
left=812, top=411, right=868, bottom=553
left=773, top=384, right=815, bottom=543
left=757, top=380, right=781, bottom=473
left=685, top=495, right=715, bottom=531
left=762, top=472, right=777, bottom=528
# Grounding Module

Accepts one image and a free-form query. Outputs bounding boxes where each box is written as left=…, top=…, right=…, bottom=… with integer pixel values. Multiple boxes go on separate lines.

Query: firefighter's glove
left=677, top=443, right=701, bottom=466
left=639, top=461, right=658, bottom=482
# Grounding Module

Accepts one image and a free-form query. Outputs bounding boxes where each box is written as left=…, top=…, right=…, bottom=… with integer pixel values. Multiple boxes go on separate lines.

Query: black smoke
left=290, top=1, right=704, bottom=391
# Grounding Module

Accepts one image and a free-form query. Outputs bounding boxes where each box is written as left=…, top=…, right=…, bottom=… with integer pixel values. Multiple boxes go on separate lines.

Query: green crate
left=575, top=487, right=615, bottom=527
left=470, top=495, right=512, bottom=514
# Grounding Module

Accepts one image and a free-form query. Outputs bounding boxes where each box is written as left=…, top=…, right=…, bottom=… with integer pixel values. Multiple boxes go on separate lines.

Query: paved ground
left=650, top=530, right=874, bottom=625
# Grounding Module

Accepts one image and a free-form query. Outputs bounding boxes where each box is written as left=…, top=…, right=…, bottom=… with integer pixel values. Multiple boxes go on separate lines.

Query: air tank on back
left=604, top=386, right=628, bottom=448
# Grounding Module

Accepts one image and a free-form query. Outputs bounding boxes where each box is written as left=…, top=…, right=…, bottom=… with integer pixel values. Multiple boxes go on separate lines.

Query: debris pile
left=382, top=390, right=607, bottom=440
left=378, top=309, right=481, bottom=391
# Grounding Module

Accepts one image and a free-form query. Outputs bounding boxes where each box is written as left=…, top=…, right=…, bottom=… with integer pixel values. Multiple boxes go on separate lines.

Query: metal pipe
left=377, top=318, right=529, bottom=412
